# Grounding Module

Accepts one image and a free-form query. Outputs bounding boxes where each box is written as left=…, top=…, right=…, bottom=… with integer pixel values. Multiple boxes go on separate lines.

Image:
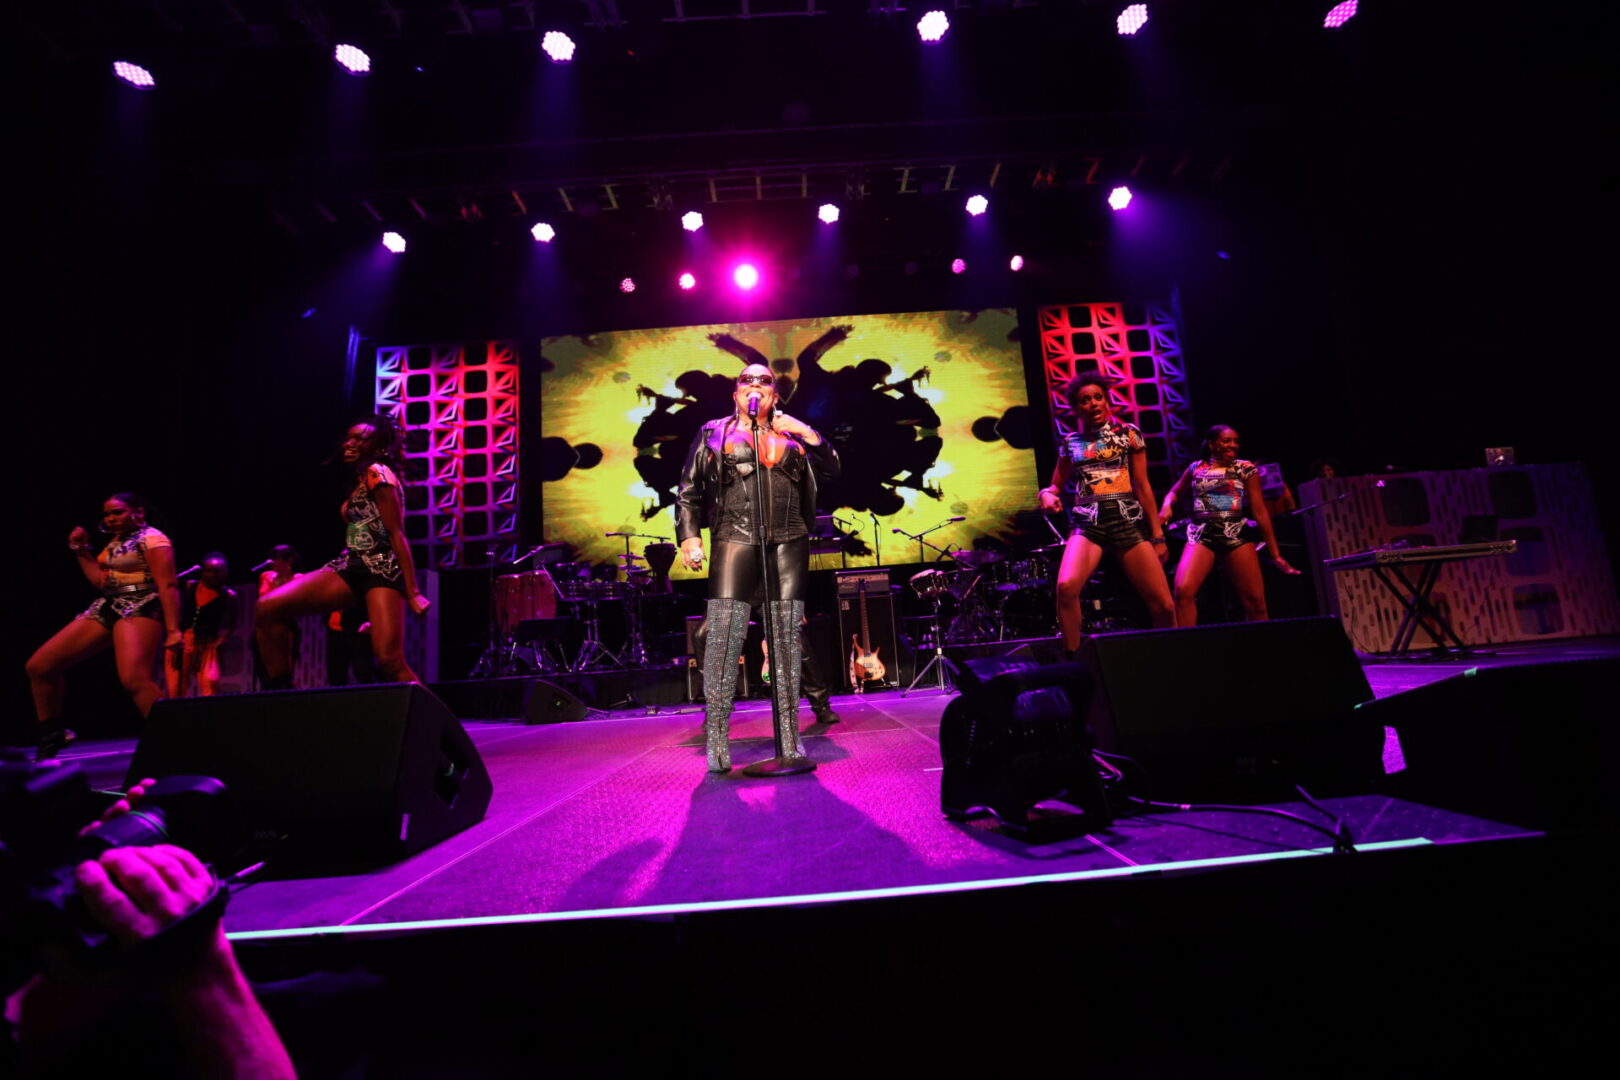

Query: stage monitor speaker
left=939, top=658, right=1110, bottom=836
left=1079, top=617, right=1381, bottom=800
left=1363, top=657, right=1620, bottom=830
left=127, top=684, right=493, bottom=866
left=522, top=679, right=588, bottom=724
left=837, top=570, right=899, bottom=691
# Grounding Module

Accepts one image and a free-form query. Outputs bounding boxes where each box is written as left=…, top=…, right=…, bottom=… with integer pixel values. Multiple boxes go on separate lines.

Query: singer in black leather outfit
left=676, top=363, right=840, bottom=771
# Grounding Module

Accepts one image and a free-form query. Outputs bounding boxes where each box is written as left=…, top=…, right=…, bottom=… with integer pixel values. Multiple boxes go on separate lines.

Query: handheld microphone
left=250, top=559, right=273, bottom=573
left=747, top=393, right=761, bottom=419
left=176, top=564, right=201, bottom=580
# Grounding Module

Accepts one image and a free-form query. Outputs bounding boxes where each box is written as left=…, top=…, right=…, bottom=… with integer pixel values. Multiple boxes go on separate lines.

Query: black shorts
left=325, top=551, right=406, bottom=597
left=1186, top=517, right=1255, bottom=554
left=1070, top=497, right=1150, bottom=553
left=76, top=589, right=162, bottom=629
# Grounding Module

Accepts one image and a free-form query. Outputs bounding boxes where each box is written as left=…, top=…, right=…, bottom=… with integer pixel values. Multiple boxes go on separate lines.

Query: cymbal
left=617, top=553, right=645, bottom=562
left=949, top=549, right=1005, bottom=568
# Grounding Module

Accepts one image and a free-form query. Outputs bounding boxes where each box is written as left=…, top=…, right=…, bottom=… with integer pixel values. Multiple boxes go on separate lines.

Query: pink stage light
left=1323, top=1, right=1358, bottom=28
left=381, top=232, right=406, bottom=254
left=531, top=222, right=556, bottom=243
left=112, top=61, right=155, bottom=89
left=818, top=203, right=840, bottom=224
left=965, top=195, right=989, bottom=217
left=1107, top=185, right=1134, bottom=211
left=917, top=11, right=950, bottom=43
left=950, top=258, right=966, bottom=275
left=1117, top=5, right=1149, bottom=36
left=678, top=272, right=697, bottom=290
left=1009, top=255, right=1025, bottom=272
left=733, top=264, right=760, bottom=290
left=541, top=31, right=576, bottom=63
left=681, top=211, right=704, bottom=232
left=619, top=277, right=636, bottom=294
left=334, top=44, right=371, bottom=74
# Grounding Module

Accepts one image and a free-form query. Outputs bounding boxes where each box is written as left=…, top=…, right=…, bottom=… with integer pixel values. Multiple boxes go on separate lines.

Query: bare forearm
left=159, top=582, right=183, bottom=633
left=73, top=552, right=102, bottom=589
left=161, top=935, right=296, bottom=1080
left=390, top=535, right=421, bottom=596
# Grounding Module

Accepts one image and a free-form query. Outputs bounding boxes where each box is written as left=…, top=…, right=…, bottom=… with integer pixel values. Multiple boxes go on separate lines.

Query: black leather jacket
left=675, top=416, right=840, bottom=544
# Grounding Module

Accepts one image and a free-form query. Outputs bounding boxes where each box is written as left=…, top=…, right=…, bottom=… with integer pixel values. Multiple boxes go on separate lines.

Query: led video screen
left=539, top=309, right=1036, bottom=578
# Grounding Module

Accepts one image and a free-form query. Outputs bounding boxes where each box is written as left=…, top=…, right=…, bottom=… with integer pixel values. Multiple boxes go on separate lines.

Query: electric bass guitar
left=848, top=579, right=886, bottom=692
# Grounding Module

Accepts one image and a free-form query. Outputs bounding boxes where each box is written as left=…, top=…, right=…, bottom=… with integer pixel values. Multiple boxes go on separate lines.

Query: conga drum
left=496, top=571, right=558, bottom=636
left=642, top=542, right=676, bottom=592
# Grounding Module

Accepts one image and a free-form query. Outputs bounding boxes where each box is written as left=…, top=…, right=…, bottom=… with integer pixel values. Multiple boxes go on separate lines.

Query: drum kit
left=907, top=545, right=1064, bottom=646
left=471, top=533, right=679, bottom=677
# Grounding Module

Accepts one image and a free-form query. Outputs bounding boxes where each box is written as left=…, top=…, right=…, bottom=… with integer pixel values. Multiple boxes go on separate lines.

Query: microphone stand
left=870, top=512, right=881, bottom=567
left=742, top=401, right=815, bottom=778
left=890, top=518, right=957, bottom=564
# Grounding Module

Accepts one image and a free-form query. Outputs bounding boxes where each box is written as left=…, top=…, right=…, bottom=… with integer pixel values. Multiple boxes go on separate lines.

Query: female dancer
left=1038, top=369, right=1175, bottom=654
left=255, top=415, right=429, bottom=687
left=1159, top=424, right=1299, bottom=625
left=258, top=544, right=302, bottom=596
left=166, top=552, right=239, bottom=698
left=676, top=363, right=839, bottom=772
left=26, top=493, right=182, bottom=756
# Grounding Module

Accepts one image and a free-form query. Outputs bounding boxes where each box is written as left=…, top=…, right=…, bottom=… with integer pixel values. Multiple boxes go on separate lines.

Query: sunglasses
left=736, top=373, right=774, bottom=387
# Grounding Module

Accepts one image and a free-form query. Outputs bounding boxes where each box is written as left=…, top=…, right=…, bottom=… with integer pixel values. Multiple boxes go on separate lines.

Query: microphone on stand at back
left=250, top=559, right=273, bottom=573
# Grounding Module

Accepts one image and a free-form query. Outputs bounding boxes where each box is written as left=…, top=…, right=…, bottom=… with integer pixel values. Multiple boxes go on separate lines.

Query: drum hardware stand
left=890, top=517, right=960, bottom=564
left=903, top=589, right=959, bottom=696
left=571, top=590, right=624, bottom=672
left=606, top=530, right=668, bottom=670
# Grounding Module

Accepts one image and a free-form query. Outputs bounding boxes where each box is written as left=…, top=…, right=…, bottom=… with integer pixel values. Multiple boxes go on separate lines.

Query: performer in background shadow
left=166, top=552, right=239, bottom=698
left=1159, top=424, right=1299, bottom=625
left=676, top=364, right=839, bottom=772
left=26, top=493, right=182, bottom=757
left=256, top=415, right=429, bottom=688
left=1038, top=370, right=1175, bottom=656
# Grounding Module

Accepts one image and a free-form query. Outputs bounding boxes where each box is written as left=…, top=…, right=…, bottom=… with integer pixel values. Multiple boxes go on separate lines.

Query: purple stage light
left=334, top=44, right=371, bottom=74
left=381, top=232, right=406, bottom=254
left=681, top=211, right=704, bottom=232
left=531, top=222, right=556, bottom=243
left=112, top=61, right=155, bottom=89
left=818, top=203, right=840, bottom=224
left=619, top=277, right=636, bottom=294
left=1108, top=185, right=1134, bottom=211
left=542, top=31, right=576, bottom=63
left=1117, top=4, right=1149, bottom=36
left=950, top=258, right=966, bottom=275
left=678, top=272, right=697, bottom=290
left=1323, top=1, right=1358, bottom=28
left=733, top=264, right=760, bottom=290
left=1010, top=255, right=1025, bottom=272
left=965, top=194, right=989, bottom=217
left=917, top=11, right=950, bottom=43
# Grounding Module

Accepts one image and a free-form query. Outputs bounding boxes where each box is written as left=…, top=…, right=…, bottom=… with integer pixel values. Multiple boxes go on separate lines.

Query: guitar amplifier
left=685, top=614, right=752, bottom=703
left=836, top=569, right=899, bottom=691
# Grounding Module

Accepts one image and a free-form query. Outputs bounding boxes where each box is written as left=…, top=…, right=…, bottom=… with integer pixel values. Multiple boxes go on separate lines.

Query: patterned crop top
left=341, top=462, right=403, bottom=574
left=1059, top=420, right=1145, bottom=503
left=98, top=526, right=172, bottom=589
left=1186, top=458, right=1257, bottom=519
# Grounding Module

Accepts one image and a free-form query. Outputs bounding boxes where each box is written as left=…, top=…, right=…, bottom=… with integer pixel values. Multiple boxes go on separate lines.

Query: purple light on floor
left=619, top=277, right=636, bottom=294
left=381, top=232, right=406, bottom=254
left=541, top=31, right=576, bottom=63
left=950, top=258, right=966, bottom=275
left=917, top=11, right=950, bottom=43
left=531, top=222, right=556, bottom=243
left=334, top=44, right=371, bottom=74
left=818, top=203, right=840, bottom=224
left=1117, top=4, right=1149, bottom=36
left=112, top=61, right=155, bottom=89
left=681, top=211, right=704, bottom=232
left=1107, top=185, right=1134, bottom=211
left=965, top=194, right=989, bottom=217
left=678, top=272, right=697, bottom=290
left=1009, top=255, right=1025, bottom=272
left=1323, top=1, right=1358, bottom=28
left=733, top=263, right=760, bottom=290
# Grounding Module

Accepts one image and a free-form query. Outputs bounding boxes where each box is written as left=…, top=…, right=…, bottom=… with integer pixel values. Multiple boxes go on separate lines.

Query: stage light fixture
left=818, top=203, right=840, bottom=224
left=1010, top=255, right=1025, bottom=272
left=965, top=195, right=989, bottom=217
left=381, top=232, right=407, bottom=254
left=951, top=258, right=966, bottom=275
left=681, top=211, right=704, bottom=232
left=1108, top=186, right=1134, bottom=211
left=917, top=11, right=950, bottom=43
left=1117, top=4, right=1149, bottom=36
left=619, top=277, right=636, bottom=294
left=112, top=61, right=155, bottom=89
left=733, top=263, right=760, bottom=290
left=1323, top=1, right=1358, bottom=28
left=531, top=222, right=556, bottom=243
left=678, top=272, right=697, bottom=290
left=334, top=44, right=371, bottom=74
left=542, top=31, right=576, bottom=62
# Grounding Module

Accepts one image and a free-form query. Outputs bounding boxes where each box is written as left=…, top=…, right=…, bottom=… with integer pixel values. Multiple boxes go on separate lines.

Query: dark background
left=8, top=0, right=1606, bottom=740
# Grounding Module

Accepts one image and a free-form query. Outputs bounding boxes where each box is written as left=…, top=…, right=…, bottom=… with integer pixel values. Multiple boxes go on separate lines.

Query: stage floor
left=58, top=636, right=1614, bottom=941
